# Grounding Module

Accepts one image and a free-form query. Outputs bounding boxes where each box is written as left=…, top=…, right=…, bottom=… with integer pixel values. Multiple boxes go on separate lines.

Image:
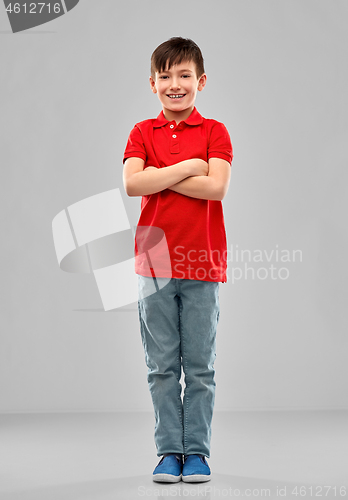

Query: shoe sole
left=182, top=473, right=211, bottom=483
left=153, top=473, right=182, bottom=483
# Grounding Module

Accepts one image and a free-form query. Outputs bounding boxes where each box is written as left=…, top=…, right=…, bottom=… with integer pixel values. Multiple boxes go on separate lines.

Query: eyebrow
left=159, top=69, right=193, bottom=73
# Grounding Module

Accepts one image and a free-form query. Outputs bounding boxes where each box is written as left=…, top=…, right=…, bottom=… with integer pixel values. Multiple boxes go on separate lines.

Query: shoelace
left=184, top=454, right=206, bottom=463
left=163, top=453, right=182, bottom=462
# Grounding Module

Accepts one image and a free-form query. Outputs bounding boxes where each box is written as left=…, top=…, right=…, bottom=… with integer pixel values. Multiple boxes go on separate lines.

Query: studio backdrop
left=1, top=0, right=347, bottom=413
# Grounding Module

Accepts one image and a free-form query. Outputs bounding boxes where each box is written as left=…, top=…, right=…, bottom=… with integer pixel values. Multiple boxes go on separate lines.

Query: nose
left=170, top=77, right=180, bottom=90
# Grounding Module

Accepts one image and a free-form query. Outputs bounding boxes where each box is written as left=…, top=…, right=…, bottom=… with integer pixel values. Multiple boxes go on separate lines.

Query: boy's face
left=149, top=60, right=206, bottom=121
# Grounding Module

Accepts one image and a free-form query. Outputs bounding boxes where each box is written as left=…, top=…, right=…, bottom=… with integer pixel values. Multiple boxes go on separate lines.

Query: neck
left=163, top=105, right=195, bottom=125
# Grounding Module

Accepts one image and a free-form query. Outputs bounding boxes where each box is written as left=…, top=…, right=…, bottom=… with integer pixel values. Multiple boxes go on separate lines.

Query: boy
left=122, top=37, right=233, bottom=483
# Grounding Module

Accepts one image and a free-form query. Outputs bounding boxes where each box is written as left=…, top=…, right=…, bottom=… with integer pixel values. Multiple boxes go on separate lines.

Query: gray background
left=1, top=0, right=347, bottom=413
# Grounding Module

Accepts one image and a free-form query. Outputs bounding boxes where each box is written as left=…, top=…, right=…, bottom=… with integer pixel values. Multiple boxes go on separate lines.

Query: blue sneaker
left=182, top=454, right=211, bottom=482
left=153, top=454, right=182, bottom=483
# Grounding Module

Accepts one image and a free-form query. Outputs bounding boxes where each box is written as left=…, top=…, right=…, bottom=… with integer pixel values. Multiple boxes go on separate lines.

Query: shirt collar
left=153, top=106, right=203, bottom=128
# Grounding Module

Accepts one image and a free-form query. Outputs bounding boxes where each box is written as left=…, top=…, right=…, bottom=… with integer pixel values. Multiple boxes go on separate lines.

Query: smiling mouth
left=167, top=94, right=186, bottom=99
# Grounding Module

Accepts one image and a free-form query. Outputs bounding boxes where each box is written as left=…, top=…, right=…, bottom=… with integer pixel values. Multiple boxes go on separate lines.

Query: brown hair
left=150, top=37, right=205, bottom=80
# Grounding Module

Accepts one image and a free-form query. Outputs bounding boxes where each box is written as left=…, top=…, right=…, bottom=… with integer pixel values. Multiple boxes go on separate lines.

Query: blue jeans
left=137, top=275, right=220, bottom=457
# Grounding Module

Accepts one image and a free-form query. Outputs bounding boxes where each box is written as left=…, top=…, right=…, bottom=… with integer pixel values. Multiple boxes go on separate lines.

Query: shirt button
left=172, top=134, right=177, bottom=138
left=170, top=124, right=174, bottom=129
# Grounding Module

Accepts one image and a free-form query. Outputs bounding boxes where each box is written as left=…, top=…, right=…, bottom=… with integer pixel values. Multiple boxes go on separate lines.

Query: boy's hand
left=184, top=159, right=209, bottom=177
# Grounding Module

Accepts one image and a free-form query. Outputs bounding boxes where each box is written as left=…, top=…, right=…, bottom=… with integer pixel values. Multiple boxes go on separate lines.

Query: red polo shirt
left=123, top=107, right=233, bottom=283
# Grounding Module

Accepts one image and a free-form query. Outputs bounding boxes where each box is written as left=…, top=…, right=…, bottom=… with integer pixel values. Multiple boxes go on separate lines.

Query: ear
left=149, top=76, right=157, bottom=94
left=197, top=73, right=207, bottom=92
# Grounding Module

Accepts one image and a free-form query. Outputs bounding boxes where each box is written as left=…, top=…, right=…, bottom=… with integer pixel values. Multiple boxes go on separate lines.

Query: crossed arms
left=123, top=157, right=231, bottom=201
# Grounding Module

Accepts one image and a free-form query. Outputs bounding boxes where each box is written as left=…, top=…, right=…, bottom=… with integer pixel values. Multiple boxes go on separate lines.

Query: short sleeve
left=208, top=121, right=233, bottom=164
left=123, top=125, right=147, bottom=164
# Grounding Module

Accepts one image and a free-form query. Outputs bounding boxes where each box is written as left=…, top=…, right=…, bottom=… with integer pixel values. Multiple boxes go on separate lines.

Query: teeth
left=168, top=94, right=184, bottom=99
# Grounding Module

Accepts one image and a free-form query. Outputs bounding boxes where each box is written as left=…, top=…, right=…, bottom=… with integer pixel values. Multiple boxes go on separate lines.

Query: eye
left=159, top=76, right=168, bottom=79
left=182, top=75, right=190, bottom=78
